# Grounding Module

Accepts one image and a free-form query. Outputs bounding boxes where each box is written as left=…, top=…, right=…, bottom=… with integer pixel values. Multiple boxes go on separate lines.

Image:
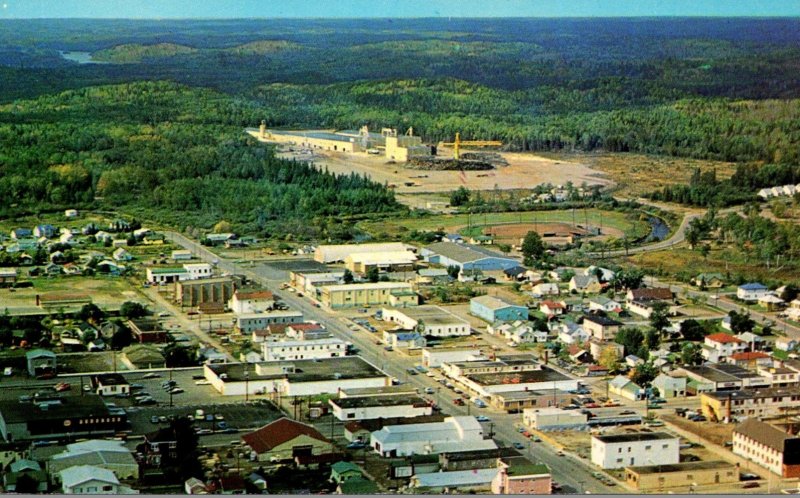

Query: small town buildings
left=701, top=387, right=800, bottom=422
left=228, top=290, right=274, bottom=314
left=491, top=459, right=552, bottom=495
left=285, top=322, right=329, bottom=340
left=759, top=294, right=785, bottom=311
left=569, top=274, right=602, bottom=294
left=692, top=273, right=725, bottom=288
left=411, top=468, right=500, bottom=494
left=26, top=348, right=56, bottom=377
left=625, top=461, right=739, bottom=492
left=531, top=282, right=560, bottom=297
left=171, top=249, right=193, bottom=260
left=329, top=395, right=432, bottom=421
left=242, top=418, right=329, bottom=463
left=776, top=337, right=798, bottom=352
left=0, top=267, right=18, bottom=285
left=34, top=224, right=57, bottom=238
left=758, top=366, right=800, bottom=387
left=523, top=407, right=588, bottom=431
left=48, top=439, right=139, bottom=482
left=330, top=461, right=364, bottom=484
left=503, top=265, right=529, bottom=281
left=415, top=268, right=451, bottom=285
left=588, top=296, right=621, bottom=313
left=145, top=267, right=189, bottom=284
left=732, top=418, right=800, bottom=477
left=679, top=364, right=769, bottom=393
left=420, top=241, right=520, bottom=272
left=421, top=348, right=484, bottom=368
left=449, top=365, right=578, bottom=398
left=737, top=282, right=769, bottom=301
left=59, top=465, right=135, bottom=494
left=490, top=321, right=548, bottom=345
left=488, top=388, right=572, bottom=413
left=344, top=250, right=416, bottom=273
left=382, top=305, right=470, bottom=337
left=591, top=432, right=680, bottom=469
left=120, top=344, right=165, bottom=370
left=609, top=375, right=644, bottom=401
left=127, top=318, right=168, bottom=344
left=314, top=242, right=411, bottom=264
left=702, top=333, right=747, bottom=363
left=4, top=459, right=48, bottom=493
left=539, top=300, right=565, bottom=316
left=64, top=209, right=78, bottom=218
left=320, top=282, right=418, bottom=309
left=235, top=311, right=304, bottom=333
left=652, top=374, right=687, bottom=398
left=382, top=330, right=426, bottom=350
left=470, top=295, right=529, bottom=323
left=336, top=478, right=379, bottom=495
left=582, top=315, right=623, bottom=341
left=727, top=351, right=772, bottom=370
left=626, top=287, right=674, bottom=302
left=261, top=337, right=348, bottom=361
left=589, top=339, right=624, bottom=362
left=370, top=416, right=497, bottom=457
left=91, top=373, right=131, bottom=397
left=176, top=276, right=234, bottom=307
left=556, top=322, right=590, bottom=345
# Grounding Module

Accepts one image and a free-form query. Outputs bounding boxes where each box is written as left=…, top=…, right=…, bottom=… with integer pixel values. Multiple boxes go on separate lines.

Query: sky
left=2, top=0, right=800, bottom=19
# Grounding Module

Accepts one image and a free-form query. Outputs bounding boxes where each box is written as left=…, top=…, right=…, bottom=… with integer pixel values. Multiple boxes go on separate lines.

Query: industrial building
left=421, top=348, right=484, bottom=368
left=176, top=276, right=235, bottom=308
left=313, top=243, right=412, bottom=264
left=329, top=395, right=433, bottom=421
left=344, top=250, right=417, bottom=274
left=320, top=282, right=418, bottom=309
left=382, top=305, right=471, bottom=337
left=370, top=416, right=497, bottom=457
left=421, top=242, right=520, bottom=272
left=470, top=295, right=529, bottom=323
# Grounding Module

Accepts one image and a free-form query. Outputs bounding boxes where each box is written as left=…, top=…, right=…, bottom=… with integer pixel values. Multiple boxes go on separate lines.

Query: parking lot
left=125, top=399, right=283, bottom=436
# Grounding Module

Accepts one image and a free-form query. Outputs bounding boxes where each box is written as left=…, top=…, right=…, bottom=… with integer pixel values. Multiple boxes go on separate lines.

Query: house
left=285, top=322, right=329, bottom=340
left=692, top=273, right=725, bottom=288
left=582, top=315, right=623, bottom=341
left=470, top=295, right=529, bottom=323
left=45, top=262, right=62, bottom=275
left=91, top=373, right=130, bottom=396
left=96, top=260, right=124, bottom=275
left=0, top=268, right=18, bottom=285
left=555, top=322, right=590, bottom=345
left=737, top=283, right=769, bottom=301
left=491, top=459, right=552, bottom=495
left=329, top=395, right=432, bottom=421
left=171, top=250, right=193, bottom=261
left=569, top=274, right=602, bottom=294
left=591, top=432, right=680, bottom=469
left=503, top=265, right=528, bottom=281
left=625, top=355, right=644, bottom=368
left=759, top=294, right=785, bottom=311
left=242, top=418, right=329, bottom=462
left=330, top=461, right=364, bottom=484
left=420, top=241, right=520, bottom=272
left=776, top=337, right=798, bottom=352
left=727, top=351, right=772, bottom=370
left=382, top=305, right=470, bottom=337
left=626, top=287, right=673, bottom=302
left=34, top=224, right=57, bottom=238
left=732, top=418, right=800, bottom=477
left=539, top=300, right=565, bottom=317
left=4, top=459, right=48, bottom=493
left=48, top=439, right=139, bottom=482
left=415, top=268, right=451, bottom=285
left=59, top=465, right=136, bottom=494
left=585, top=266, right=615, bottom=282
left=531, top=282, right=560, bottom=297
left=371, top=416, right=497, bottom=457
left=120, top=344, right=165, bottom=370
left=589, top=296, right=621, bottom=313
left=608, top=375, right=644, bottom=401
left=26, top=349, right=56, bottom=377
left=702, top=333, right=747, bottom=363
left=652, top=374, right=687, bottom=398
left=490, top=321, right=547, bottom=345
left=228, top=290, right=275, bottom=314
left=382, top=331, right=426, bottom=350
left=112, top=248, right=133, bottom=262
left=185, top=477, right=208, bottom=494
left=59, top=232, right=74, bottom=244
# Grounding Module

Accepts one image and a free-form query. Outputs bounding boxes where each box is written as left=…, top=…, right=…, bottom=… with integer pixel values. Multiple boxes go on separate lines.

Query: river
left=58, top=50, right=110, bottom=64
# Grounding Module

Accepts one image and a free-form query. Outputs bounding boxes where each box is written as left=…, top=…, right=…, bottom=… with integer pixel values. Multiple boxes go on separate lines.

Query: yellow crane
left=438, top=132, right=502, bottom=160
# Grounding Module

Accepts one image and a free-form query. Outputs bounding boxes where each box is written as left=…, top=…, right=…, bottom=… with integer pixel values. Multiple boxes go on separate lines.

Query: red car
left=521, top=431, right=531, bottom=438
left=453, top=398, right=465, bottom=406
left=54, top=382, right=70, bottom=392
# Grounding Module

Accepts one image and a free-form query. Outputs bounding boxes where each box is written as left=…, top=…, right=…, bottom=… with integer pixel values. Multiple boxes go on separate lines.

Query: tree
left=614, top=327, right=645, bottom=356
left=598, top=345, right=621, bottom=373
left=728, top=310, right=755, bottom=334
left=78, top=303, right=105, bottom=323
left=497, top=243, right=512, bottom=255
left=645, top=328, right=660, bottom=350
left=342, top=269, right=354, bottom=284
left=446, top=265, right=460, bottom=279
left=164, top=344, right=198, bottom=368
left=780, top=284, right=800, bottom=302
left=680, top=342, right=703, bottom=366
left=611, top=268, right=645, bottom=291
left=450, top=186, right=471, bottom=207
left=366, top=267, right=379, bottom=283
left=120, top=301, right=148, bottom=319
left=631, top=362, right=659, bottom=387
left=521, top=231, right=545, bottom=265
left=648, top=301, right=670, bottom=334
left=110, top=323, right=134, bottom=350
left=679, top=319, right=706, bottom=341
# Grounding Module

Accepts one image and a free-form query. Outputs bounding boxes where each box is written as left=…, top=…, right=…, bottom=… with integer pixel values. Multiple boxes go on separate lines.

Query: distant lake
left=59, top=50, right=109, bottom=64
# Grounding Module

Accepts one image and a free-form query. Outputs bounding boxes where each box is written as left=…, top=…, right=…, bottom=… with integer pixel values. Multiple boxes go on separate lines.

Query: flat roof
left=471, top=295, right=524, bottom=311
left=681, top=366, right=740, bottom=383
left=594, top=432, right=676, bottom=444
left=467, top=366, right=573, bottom=386
left=323, top=282, right=412, bottom=292
left=269, top=129, right=355, bottom=143
left=493, top=389, right=571, bottom=401
left=704, top=386, right=800, bottom=401
left=386, top=305, right=468, bottom=325
left=208, top=356, right=387, bottom=384
left=0, top=395, right=113, bottom=424
left=340, top=385, right=418, bottom=397
left=148, top=267, right=187, bottom=274
left=331, top=395, right=428, bottom=409
left=628, top=460, right=736, bottom=475
left=237, top=310, right=303, bottom=319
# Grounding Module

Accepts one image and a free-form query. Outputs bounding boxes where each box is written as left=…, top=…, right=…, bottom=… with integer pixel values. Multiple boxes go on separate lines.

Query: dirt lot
left=1, top=276, right=148, bottom=314
left=662, top=414, right=735, bottom=446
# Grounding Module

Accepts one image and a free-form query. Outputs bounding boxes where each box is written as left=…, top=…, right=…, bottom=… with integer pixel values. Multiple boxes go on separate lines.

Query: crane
left=438, top=132, right=502, bottom=160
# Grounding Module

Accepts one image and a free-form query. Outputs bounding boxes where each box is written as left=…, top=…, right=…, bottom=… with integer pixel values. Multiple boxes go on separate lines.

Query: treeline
left=0, top=81, right=400, bottom=237
left=649, top=163, right=800, bottom=207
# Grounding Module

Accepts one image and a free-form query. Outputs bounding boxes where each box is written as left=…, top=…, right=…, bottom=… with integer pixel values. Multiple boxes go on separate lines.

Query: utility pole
left=169, top=368, right=174, bottom=408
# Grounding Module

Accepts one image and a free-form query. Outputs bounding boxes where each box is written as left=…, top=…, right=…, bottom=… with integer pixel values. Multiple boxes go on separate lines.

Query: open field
left=661, top=413, right=735, bottom=447
left=277, top=147, right=612, bottom=197
left=358, top=208, right=648, bottom=241
left=541, top=152, right=738, bottom=198
left=1, top=276, right=147, bottom=312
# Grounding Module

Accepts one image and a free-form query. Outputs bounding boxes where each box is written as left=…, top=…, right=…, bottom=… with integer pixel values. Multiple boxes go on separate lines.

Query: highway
left=163, top=231, right=626, bottom=494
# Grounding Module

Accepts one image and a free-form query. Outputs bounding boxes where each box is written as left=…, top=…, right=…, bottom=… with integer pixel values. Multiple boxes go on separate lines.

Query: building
left=0, top=267, right=17, bottom=285
left=470, top=295, right=528, bottom=323
left=34, top=224, right=57, bottom=238
left=416, top=268, right=451, bottom=285
left=652, top=374, right=687, bottom=398
left=91, top=373, right=130, bottom=397
left=176, top=276, right=234, bottom=307
left=625, top=461, right=739, bottom=492
left=370, top=416, right=497, bottom=457
left=0, top=395, right=126, bottom=442
left=121, top=345, right=165, bottom=370
left=732, top=418, right=800, bottom=477
left=26, top=349, right=56, bottom=377
left=242, top=418, right=329, bottom=463
left=531, top=282, right=560, bottom=297
left=589, top=296, right=621, bottom=313
left=235, top=311, right=304, bottom=334
left=59, top=465, right=135, bottom=494
left=702, top=333, right=747, bottom=363
left=285, top=322, right=329, bottom=341
left=204, top=356, right=390, bottom=397
left=411, top=468, right=499, bottom=494
left=490, top=321, right=548, bottom=345
left=452, top=365, right=578, bottom=399
left=491, top=459, right=552, bottom=495
left=692, top=273, right=725, bottom=288
left=421, top=348, right=484, bottom=368
left=591, top=432, right=680, bottom=469
left=759, top=294, right=786, bottom=311
left=320, top=282, right=417, bottom=309
left=738, top=283, right=769, bottom=301
left=127, top=318, right=168, bottom=344
left=171, top=250, right=193, bottom=261
left=330, top=461, right=364, bottom=484
left=329, top=395, right=432, bottom=421
left=421, top=241, right=520, bottom=272
left=313, top=243, right=411, bottom=264
left=728, top=351, right=772, bottom=370
left=609, top=375, right=644, bottom=401
left=441, top=354, right=539, bottom=378
left=384, top=127, right=430, bottom=161
left=539, top=300, right=565, bottom=317
left=582, top=315, right=623, bottom=341
left=145, top=267, right=189, bottom=285
left=569, top=274, right=602, bottom=294
left=382, top=305, right=470, bottom=337
left=382, top=330, right=427, bottom=350
left=758, top=366, right=800, bottom=388
left=344, top=250, right=416, bottom=274
left=701, top=387, right=800, bottom=422
left=489, top=389, right=572, bottom=413
left=48, top=439, right=139, bottom=482
left=523, top=407, right=588, bottom=431
left=679, top=364, right=769, bottom=393
left=228, top=290, right=274, bottom=314
left=626, top=288, right=674, bottom=302
left=261, top=337, right=348, bottom=361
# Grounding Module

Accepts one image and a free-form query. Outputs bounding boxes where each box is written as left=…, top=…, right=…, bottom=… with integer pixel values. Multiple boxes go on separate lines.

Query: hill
left=92, top=43, right=198, bottom=63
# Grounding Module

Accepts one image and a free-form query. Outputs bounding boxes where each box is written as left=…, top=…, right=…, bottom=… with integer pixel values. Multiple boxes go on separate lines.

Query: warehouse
left=370, top=416, right=497, bottom=457
left=382, top=305, right=471, bottom=337
left=313, top=243, right=412, bottom=264
left=344, top=250, right=417, bottom=274
left=320, top=282, right=418, bottom=309
left=456, top=366, right=578, bottom=398
left=329, top=395, right=433, bottom=421
left=421, top=348, right=484, bottom=368
left=421, top=242, right=520, bottom=272
left=470, top=295, right=528, bottom=323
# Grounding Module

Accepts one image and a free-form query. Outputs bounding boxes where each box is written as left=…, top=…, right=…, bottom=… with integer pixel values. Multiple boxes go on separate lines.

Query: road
left=586, top=211, right=701, bottom=258
left=163, top=231, right=626, bottom=494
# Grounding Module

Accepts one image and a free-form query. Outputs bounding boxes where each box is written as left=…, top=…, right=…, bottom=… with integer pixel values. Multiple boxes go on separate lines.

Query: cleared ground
left=1, top=276, right=147, bottom=314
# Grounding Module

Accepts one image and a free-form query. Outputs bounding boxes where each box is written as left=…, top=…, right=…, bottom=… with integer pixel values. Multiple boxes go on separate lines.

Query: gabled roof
left=739, top=283, right=767, bottom=291
left=242, top=417, right=328, bottom=454
left=60, top=465, right=119, bottom=488
left=734, top=418, right=796, bottom=452
left=571, top=274, right=599, bottom=288
left=706, top=333, right=743, bottom=344
left=503, top=265, right=528, bottom=276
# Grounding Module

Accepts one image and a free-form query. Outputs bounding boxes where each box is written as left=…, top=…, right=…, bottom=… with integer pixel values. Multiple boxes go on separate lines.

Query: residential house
left=382, top=331, right=426, bottom=350
left=330, top=461, right=364, bottom=484
left=776, top=337, right=798, bottom=352
left=589, top=296, right=621, bottom=313
left=531, top=282, right=560, bottom=297
left=625, top=355, right=644, bottom=368
left=470, top=295, right=529, bottom=323
left=582, top=315, right=623, bottom=341
left=228, top=290, right=275, bottom=314
left=692, top=273, right=725, bottom=288
left=702, top=333, right=747, bottom=363
left=91, top=373, right=130, bottom=396
left=737, top=283, right=769, bottom=301
left=759, top=294, right=785, bottom=311
left=48, top=439, right=139, bottom=482
left=503, top=266, right=529, bottom=281
left=0, top=268, right=18, bottom=285
left=59, top=465, right=136, bottom=494
left=242, top=418, right=329, bottom=462
left=539, top=300, right=565, bottom=317
left=569, top=274, right=602, bottom=294
left=555, top=322, right=590, bottom=345
left=732, top=418, right=800, bottom=477
left=34, top=224, right=57, bottom=238
left=112, top=248, right=133, bottom=262
left=490, top=321, right=547, bottom=345
left=625, top=288, right=674, bottom=303
left=727, top=351, right=772, bottom=370
left=4, top=459, right=48, bottom=493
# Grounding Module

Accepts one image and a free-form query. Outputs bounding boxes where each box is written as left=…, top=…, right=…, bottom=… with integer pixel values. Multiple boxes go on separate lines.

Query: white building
left=171, top=249, right=193, bottom=260
left=702, top=333, right=747, bottom=363
left=591, top=432, right=680, bottom=469
left=329, top=395, right=433, bottom=421
left=737, top=283, right=769, bottom=301
left=236, top=311, right=304, bottom=333
left=314, top=242, right=412, bottom=264
left=589, top=297, right=621, bottom=313
left=370, top=416, right=497, bottom=457
left=489, top=321, right=547, bottom=345
left=382, top=305, right=470, bottom=337
left=228, top=290, right=275, bottom=314
left=64, top=209, right=78, bottom=218
left=523, top=407, right=588, bottom=431
left=421, top=348, right=485, bottom=368
left=555, top=322, right=590, bottom=345
left=183, top=263, right=212, bottom=280
left=59, top=465, right=136, bottom=494
left=531, top=283, right=560, bottom=297
left=261, top=337, right=348, bottom=361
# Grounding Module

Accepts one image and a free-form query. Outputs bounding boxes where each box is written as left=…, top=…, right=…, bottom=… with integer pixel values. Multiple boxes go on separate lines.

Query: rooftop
left=340, top=385, right=418, bottom=397
left=582, top=314, right=623, bottom=327
left=235, top=290, right=274, bottom=300
left=386, top=305, right=468, bottom=325
left=330, top=395, right=428, bottom=409
left=593, top=432, right=677, bottom=444
left=242, top=417, right=328, bottom=454
left=734, top=418, right=797, bottom=452
left=0, top=395, right=113, bottom=424
left=502, top=458, right=550, bottom=477
left=706, top=333, right=744, bottom=344
left=467, top=366, right=572, bottom=386
left=471, top=295, right=523, bottom=311
left=322, top=281, right=412, bottom=292
left=703, top=386, right=800, bottom=401
left=424, top=241, right=517, bottom=264
left=207, top=356, right=387, bottom=384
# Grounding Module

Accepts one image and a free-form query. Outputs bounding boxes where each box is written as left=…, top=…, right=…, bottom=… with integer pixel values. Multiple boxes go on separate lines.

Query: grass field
left=4, top=276, right=146, bottom=309
left=358, top=208, right=648, bottom=240
left=541, top=152, right=738, bottom=198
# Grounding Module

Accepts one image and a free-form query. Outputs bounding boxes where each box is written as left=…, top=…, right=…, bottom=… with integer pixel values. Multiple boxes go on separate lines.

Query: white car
left=195, top=380, right=211, bottom=385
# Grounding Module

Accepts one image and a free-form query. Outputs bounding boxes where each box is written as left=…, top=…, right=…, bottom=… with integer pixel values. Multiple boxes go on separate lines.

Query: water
left=646, top=216, right=669, bottom=242
left=59, top=50, right=110, bottom=64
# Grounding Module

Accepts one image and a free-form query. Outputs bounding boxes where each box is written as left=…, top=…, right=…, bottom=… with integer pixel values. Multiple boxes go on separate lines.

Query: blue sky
left=2, top=0, right=799, bottom=19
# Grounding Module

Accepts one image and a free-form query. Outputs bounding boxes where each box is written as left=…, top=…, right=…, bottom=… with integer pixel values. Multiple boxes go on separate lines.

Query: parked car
left=150, top=415, right=160, bottom=424
left=54, top=382, right=70, bottom=392
left=142, top=372, right=161, bottom=379
left=513, top=442, right=525, bottom=450
left=476, top=416, right=490, bottom=422
left=168, top=387, right=184, bottom=394
left=424, top=387, right=435, bottom=394
left=742, top=482, right=760, bottom=489
left=346, top=441, right=367, bottom=450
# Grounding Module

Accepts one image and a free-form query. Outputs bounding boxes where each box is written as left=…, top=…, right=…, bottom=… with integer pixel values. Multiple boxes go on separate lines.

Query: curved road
left=586, top=211, right=701, bottom=258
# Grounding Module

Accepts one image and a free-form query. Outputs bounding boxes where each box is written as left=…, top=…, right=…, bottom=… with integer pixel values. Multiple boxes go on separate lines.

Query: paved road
left=163, top=230, right=626, bottom=494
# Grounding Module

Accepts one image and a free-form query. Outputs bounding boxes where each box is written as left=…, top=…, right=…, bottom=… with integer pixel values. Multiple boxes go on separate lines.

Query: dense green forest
left=0, top=82, right=400, bottom=237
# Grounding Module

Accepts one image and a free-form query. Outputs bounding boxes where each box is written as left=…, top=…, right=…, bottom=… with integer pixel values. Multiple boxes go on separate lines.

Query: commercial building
left=732, top=418, right=800, bottom=477
left=145, top=266, right=189, bottom=284
left=700, top=387, right=800, bottom=422
left=421, top=242, right=520, bottom=272
left=609, top=375, right=644, bottom=401
left=382, top=331, right=426, bottom=350
left=591, top=432, right=680, bottom=469
left=489, top=389, right=572, bottom=413
left=339, top=385, right=419, bottom=398
left=491, top=459, right=552, bottom=495
left=384, top=128, right=431, bottom=162
left=228, top=290, right=274, bottom=314
left=382, top=305, right=470, bottom=337
left=344, top=250, right=417, bottom=274
left=176, top=276, right=235, bottom=307
left=242, top=418, right=329, bottom=463
left=421, top=348, right=483, bottom=368
left=26, top=349, right=56, bottom=377
left=625, top=461, right=739, bottom=492
left=127, top=318, right=168, bottom=344
left=652, top=374, right=687, bottom=398
left=320, top=282, right=418, bottom=309
left=235, top=311, right=304, bottom=334
left=679, top=364, right=769, bottom=393
left=261, top=337, right=348, bottom=361
left=702, top=333, right=747, bottom=363
left=469, top=295, right=529, bottom=323
left=370, top=416, right=497, bottom=457
left=523, top=407, right=589, bottom=431
left=204, top=356, right=390, bottom=397
left=90, top=373, right=130, bottom=397
left=329, top=395, right=432, bottom=421
left=313, top=243, right=411, bottom=264
left=455, top=365, right=578, bottom=398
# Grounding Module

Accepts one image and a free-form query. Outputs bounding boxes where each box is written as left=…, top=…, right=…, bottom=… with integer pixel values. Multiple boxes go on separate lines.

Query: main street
left=163, top=231, right=625, bottom=494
